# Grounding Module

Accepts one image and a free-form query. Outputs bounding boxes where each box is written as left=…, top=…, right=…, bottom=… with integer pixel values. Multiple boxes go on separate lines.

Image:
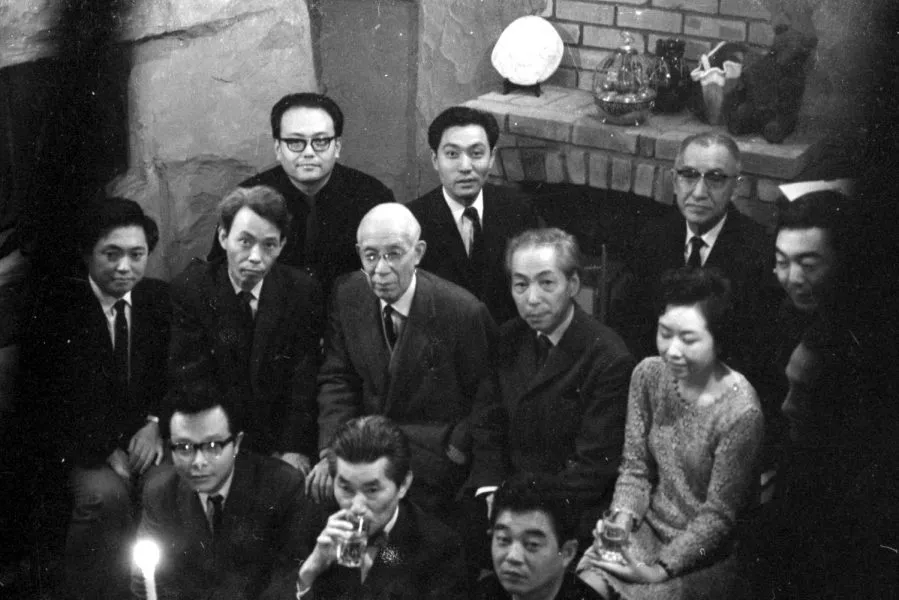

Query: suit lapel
left=427, top=190, right=470, bottom=270
left=250, top=267, right=284, bottom=381
left=517, top=308, right=589, bottom=399
left=384, top=275, right=434, bottom=414
left=177, top=477, right=213, bottom=543
left=364, top=502, right=413, bottom=592
left=705, top=210, right=738, bottom=268
left=355, top=286, right=391, bottom=402
left=217, top=454, right=251, bottom=539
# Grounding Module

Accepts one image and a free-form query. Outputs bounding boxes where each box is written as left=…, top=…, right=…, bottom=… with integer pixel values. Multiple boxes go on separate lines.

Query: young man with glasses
left=207, top=92, right=395, bottom=298
left=626, top=132, right=778, bottom=362
left=306, top=203, right=497, bottom=519
left=133, top=380, right=312, bottom=600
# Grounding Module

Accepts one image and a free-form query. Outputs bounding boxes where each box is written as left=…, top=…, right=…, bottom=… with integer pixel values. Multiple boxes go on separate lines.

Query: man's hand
left=297, top=509, right=356, bottom=591
left=305, top=457, right=334, bottom=503
left=107, top=448, right=131, bottom=480
left=274, top=452, right=312, bottom=477
left=128, top=421, right=164, bottom=475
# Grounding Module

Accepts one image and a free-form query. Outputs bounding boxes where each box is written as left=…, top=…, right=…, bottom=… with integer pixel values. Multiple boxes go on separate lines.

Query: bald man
left=307, top=204, right=497, bottom=517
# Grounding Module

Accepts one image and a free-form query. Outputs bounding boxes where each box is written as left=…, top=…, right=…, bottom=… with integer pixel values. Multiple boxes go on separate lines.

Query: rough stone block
left=578, top=69, right=596, bottom=92
left=545, top=150, right=567, bottom=183
left=633, top=161, right=656, bottom=198
left=541, top=0, right=554, bottom=18
left=610, top=157, right=633, bottom=192
left=566, top=148, right=588, bottom=184
left=553, top=21, right=581, bottom=44
left=546, top=66, right=579, bottom=88
left=583, top=26, right=645, bottom=51
left=653, top=165, right=675, bottom=204
left=509, top=111, right=574, bottom=142
left=652, top=0, right=717, bottom=14
left=573, top=118, right=640, bottom=154
left=683, top=15, right=747, bottom=42
left=720, top=0, right=771, bottom=20
left=1, top=0, right=59, bottom=68
left=588, top=153, right=610, bottom=189
left=557, top=1, right=615, bottom=25
left=638, top=135, right=655, bottom=157
left=491, top=153, right=505, bottom=179
left=748, top=22, right=774, bottom=47
left=756, top=178, right=783, bottom=203
left=501, top=148, right=526, bottom=182
left=521, top=148, right=548, bottom=181
left=617, top=8, right=682, bottom=34
left=561, top=47, right=613, bottom=71
left=496, top=133, right=518, bottom=149
left=656, top=130, right=694, bottom=161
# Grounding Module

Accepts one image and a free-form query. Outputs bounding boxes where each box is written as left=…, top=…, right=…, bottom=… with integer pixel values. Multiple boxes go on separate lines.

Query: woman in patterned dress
left=577, top=267, right=764, bottom=600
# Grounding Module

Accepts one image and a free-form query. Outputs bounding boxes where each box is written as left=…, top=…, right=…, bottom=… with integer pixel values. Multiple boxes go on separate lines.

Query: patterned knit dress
left=579, top=357, right=764, bottom=600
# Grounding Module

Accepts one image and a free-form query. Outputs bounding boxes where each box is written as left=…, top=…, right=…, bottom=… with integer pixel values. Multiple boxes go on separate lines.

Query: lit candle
left=133, top=539, right=161, bottom=600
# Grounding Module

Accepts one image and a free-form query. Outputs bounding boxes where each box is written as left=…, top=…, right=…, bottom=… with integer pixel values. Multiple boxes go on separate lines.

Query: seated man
left=207, top=92, right=395, bottom=297
left=408, top=106, right=539, bottom=325
left=476, top=473, right=603, bottom=600
left=468, top=229, right=632, bottom=541
left=134, top=381, right=309, bottom=599
left=296, top=415, right=468, bottom=599
left=23, top=197, right=170, bottom=599
left=170, top=185, right=323, bottom=472
left=308, top=203, right=496, bottom=515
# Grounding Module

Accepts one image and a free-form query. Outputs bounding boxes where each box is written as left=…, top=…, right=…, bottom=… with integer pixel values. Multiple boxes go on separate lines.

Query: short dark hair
left=162, top=379, right=243, bottom=440
left=505, top=228, right=582, bottom=279
left=775, top=190, right=850, bottom=258
left=327, top=416, right=411, bottom=486
left=427, top=106, right=500, bottom=152
left=675, top=132, right=742, bottom=171
left=656, top=267, right=734, bottom=356
left=218, top=185, right=291, bottom=238
left=490, top=473, right=577, bottom=545
left=78, top=197, right=159, bottom=256
left=270, top=92, right=344, bottom=139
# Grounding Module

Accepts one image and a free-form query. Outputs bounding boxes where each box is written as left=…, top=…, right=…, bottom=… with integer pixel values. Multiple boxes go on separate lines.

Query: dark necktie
left=113, top=299, right=129, bottom=390
left=237, top=290, right=255, bottom=330
left=383, top=305, right=397, bottom=349
left=208, top=494, right=224, bottom=534
left=462, top=206, right=483, bottom=260
left=536, top=334, right=553, bottom=370
left=687, top=235, right=705, bottom=268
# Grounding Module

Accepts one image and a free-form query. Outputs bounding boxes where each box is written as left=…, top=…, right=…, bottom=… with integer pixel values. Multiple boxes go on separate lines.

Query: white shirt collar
left=380, top=505, right=400, bottom=538
left=88, top=275, right=132, bottom=315
left=198, top=466, right=236, bottom=512
left=227, top=271, right=265, bottom=300
left=541, top=303, right=575, bottom=346
left=441, top=187, right=485, bottom=224
left=684, top=212, right=728, bottom=254
left=380, top=272, right=417, bottom=318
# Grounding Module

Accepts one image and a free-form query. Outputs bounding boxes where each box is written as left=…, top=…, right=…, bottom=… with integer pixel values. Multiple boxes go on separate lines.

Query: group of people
left=18, top=91, right=895, bottom=600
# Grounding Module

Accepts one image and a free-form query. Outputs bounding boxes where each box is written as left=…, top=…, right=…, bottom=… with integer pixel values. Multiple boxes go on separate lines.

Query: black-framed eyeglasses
left=170, top=436, right=236, bottom=459
left=674, top=167, right=737, bottom=190
left=279, top=136, right=335, bottom=153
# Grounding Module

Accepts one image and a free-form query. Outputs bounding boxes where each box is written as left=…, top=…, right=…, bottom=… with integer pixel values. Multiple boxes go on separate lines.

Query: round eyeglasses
left=359, top=247, right=412, bottom=268
left=674, top=167, right=738, bottom=191
left=279, top=136, right=335, bottom=153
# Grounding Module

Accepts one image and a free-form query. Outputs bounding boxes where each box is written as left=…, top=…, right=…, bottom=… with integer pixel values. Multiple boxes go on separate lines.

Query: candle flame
left=133, top=539, right=161, bottom=571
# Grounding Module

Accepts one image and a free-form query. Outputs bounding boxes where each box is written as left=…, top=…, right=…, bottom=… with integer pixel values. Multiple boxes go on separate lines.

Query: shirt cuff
left=475, top=486, right=498, bottom=498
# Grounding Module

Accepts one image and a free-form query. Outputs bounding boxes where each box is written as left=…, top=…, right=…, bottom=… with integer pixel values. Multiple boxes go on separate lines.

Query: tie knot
left=690, top=236, right=705, bottom=250
left=462, top=206, right=479, bottom=224
left=383, top=305, right=394, bottom=319
left=210, top=494, right=224, bottom=508
left=114, top=299, right=127, bottom=313
left=237, top=290, right=254, bottom=305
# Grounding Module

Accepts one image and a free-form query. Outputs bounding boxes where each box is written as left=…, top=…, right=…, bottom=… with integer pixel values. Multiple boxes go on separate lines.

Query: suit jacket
left=24, top=276, right=170, bottom=466
left=207, top=163, right=395, bottom=298
left=475, top=571, right=604, bottom=600
left=304, top=500, right=468, bottom=600
left=407, top=184, right=539, bottom=325
left=317, top=270, right=496, bottom=500
left=627, top=207, right=780, bottom=361
left=469, top=307, right=633, bottom=530
left=134, top=452, right=311, bottom=600
left=169, top=259, right=323, bottom=455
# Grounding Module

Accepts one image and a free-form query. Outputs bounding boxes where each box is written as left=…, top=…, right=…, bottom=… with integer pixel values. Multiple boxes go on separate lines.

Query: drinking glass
left=595, top=509, right=628, bottom=564
left=337, top=513, right=369, bottom=568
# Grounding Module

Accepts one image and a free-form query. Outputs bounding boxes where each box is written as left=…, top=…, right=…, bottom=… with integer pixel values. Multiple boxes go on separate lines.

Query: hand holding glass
left=594, top=509, right=629, bottom=564
left=336, top=513, right=369, bottom=568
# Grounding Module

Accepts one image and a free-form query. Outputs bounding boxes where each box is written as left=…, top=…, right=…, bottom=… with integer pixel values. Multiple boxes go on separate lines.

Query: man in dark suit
left=467, top=228, right=632, bottom=568
left=23, top=198, right=170, bottom=599
left=407, top=106, right=539, bottom=325
left=306, top=203, right=496, bottom=516
left=170, top=185, right=323, bottom=474
left=134, top=382, right=310, bottom=600
left=296, top=415, right=468, bottom=599
left=476, top=474, right=604, bottom=600
left=628, top=132, right=778, bottom=361
left=207, top=92, right=395, bottom=298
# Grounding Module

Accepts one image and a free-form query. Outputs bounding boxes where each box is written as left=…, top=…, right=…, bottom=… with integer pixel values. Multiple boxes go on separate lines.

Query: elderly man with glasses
left=207, top=92, right=395, bottom=299
left=306, top=203, right=497, bottom=520
left=624, top=132, right=778, bottom=362
left=133, top=380, right=312, bottom=600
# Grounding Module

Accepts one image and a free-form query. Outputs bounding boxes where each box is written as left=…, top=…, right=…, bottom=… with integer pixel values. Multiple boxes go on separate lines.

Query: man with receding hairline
left=306, top=203, right=497, bottom=517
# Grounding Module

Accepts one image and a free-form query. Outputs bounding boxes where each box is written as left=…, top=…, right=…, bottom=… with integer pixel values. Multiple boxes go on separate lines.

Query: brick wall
left=545, top=0, right=772, bottom=92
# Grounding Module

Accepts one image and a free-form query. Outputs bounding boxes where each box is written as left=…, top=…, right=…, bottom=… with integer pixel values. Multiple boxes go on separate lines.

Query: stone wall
left=542, top=0, right=882, bottom=129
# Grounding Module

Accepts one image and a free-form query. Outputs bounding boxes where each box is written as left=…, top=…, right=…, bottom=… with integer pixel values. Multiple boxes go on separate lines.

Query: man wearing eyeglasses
left=627, top=132, right=777, bottom=361
left=207, top=92, right=395, bottom=298
left=134, top=380, right=312, bottom=600
left=306, top=203, right=497, bottom=519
